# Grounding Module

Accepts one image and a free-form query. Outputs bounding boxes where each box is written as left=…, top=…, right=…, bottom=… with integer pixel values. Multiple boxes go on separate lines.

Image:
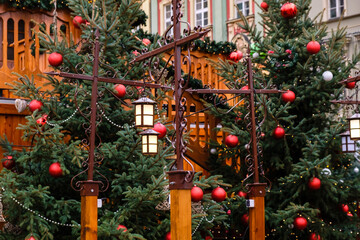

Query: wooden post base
left=248, top=183, right=266, bottom=240
left=81, top=195, right=98, bottom=240
left=170, top=189, right=192, bottom=240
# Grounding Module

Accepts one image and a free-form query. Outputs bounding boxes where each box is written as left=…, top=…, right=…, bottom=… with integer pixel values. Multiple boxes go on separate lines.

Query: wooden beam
left=81, top=195, right=98, bottom=240
left=170, top=189, right=192, bottom=240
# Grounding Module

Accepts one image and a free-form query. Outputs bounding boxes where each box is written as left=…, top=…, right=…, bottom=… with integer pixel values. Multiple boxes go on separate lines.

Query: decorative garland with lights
left=192, top=37, right=237, bottom=55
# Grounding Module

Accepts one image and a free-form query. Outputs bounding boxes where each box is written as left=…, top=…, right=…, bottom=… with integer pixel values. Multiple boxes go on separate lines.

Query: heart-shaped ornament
left=15, top=99, right=27, bottom=113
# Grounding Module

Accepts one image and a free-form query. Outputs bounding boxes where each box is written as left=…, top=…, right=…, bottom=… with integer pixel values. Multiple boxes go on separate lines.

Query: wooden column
left=248, top=183, right=266, bottom=240
left=80, top=182, right=99, bottom=240
left=170, top=189, right=192, bottom=240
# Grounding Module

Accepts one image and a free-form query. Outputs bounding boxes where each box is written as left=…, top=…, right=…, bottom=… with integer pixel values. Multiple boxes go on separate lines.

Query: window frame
left=235, top=0, right=250, bottom=18
left=195, top=0, right=209, bottom=27
left=164, top=4, right=173, bottom=35
left=329, top=0, right=345, bottom=19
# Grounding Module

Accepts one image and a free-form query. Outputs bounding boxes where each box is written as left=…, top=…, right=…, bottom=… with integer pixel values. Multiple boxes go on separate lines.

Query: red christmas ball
left=347, top=212, right=353, bottom=217
left=268, top=50, right=274, bottom=54
left=241, top=213, right=249, bottom=225
left=225, top=135, right=239, bottom=148
left=241, top=85, right=249, bottom=90
left=281, top=2, right=298, bottom=19
left=282, top=90, right=296, bottom=103
left=237, top=191, right=247, bottom=198
left=294, top=216, right=307, bottom=230
left=114, top=84, right=126, bottom=98
left=260, top=2, right=269, bottom=11
left=48, top=52, right=63, bottom=67
left=191, top=186, right=203, bottom=202
left=273, top=126, right=285, bottom=139
left=153, top=123, right=167, bottom=139
left=227, top=209, right=231, bottom=215
left=36, top=114, right=48, bottom=125
left=346, top=81, right=356, bottom=89
left=229, top=51, right=243, bottom=62
left=211, top=187, right=227, bottom=202
left=341, top=204, right=349, bottom=213
left=142, top=38, right=151, bottom=46
left=49, top=162, right=63, bottom=177
left=165, top=231, right=171, bottom=240
left=26, top=236, right=36, bottom=240
left=73, top=16, right=85, bottom=28
left=29, top=100, right=43, bottom=112
left=2, top=156, right=15, bottom=169
left=132, top=50, right=140, bottom=56
left=117, top=224, right=127, bottom=232
left=308, top=177, right=321, bottom=190
left=205, top=236, right=213, bottom=240
left=309, top=233, right=321, bottom=240
left=306, top=41, right=321, bottom=54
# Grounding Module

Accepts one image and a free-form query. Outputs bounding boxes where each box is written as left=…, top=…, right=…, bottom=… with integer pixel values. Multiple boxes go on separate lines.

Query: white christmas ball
left=322, top=71, right=333, bottom=81
left=210, top=148, right=217, bottom=155
left=354, top=167, right=359, bottom=173
left=252, top=52, right=259, bottom=59
left=321, top=168, right=331, bottom=176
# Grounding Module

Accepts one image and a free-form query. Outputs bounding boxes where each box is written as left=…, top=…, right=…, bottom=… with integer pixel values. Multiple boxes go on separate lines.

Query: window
left=329, top=0, right=344, bottom=19
left=195, top=0, right=208, bottom=27
left=164, top=4, right=173, bottom=35
left=235, top=0, right=250, bottom=18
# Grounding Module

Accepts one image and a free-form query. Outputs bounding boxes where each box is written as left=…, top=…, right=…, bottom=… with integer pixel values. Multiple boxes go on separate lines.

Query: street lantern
left=348, top=113, right=360, bottom=140
left=139, top=129, right=160, bottom=155
left=132, top=97, right=156, bottom=129
left=340, top=130, right=356, bottom=153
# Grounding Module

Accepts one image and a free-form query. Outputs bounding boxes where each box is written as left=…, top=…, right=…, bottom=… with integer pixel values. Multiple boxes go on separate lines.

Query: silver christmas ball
left=252, top=52, right=259, bottom=59
left=321, top=168, right=331, bottom=176
left=288, top=224, right=294, bottom=229
left=210, top=148, right=217, bottom=155
left=354, top=167, right=359, bottom=173
left=322, top=71, right=333, bottom=81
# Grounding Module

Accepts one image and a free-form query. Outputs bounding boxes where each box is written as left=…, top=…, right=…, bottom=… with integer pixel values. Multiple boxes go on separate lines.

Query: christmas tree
left=205, top=0, right=360, bottom=239
left=0, top=0, right=227, bottom=239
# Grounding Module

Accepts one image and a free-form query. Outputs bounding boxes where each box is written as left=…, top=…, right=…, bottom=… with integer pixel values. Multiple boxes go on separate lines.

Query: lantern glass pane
left=136, top=105, right=142, bottom=115
left=149, top=144, right=157, bottom=153
left=143, top=115, right=153, bottom=126
left=142, top=135, right=148, bottom=144
left=136, top=116, right=142, bottom=126
left=149, top=135, right=157, bottom=144
left=143, top=104, right=154, bottom=115
left=342, top=144, right=347, bottom=152
left=350, top=129, right=360, bottom=139
left=348, top=144, right=355, bottom=151
left=348, top=136, right=355, bottom=144
left=142, top=143, right=147, bottom=153
left=350, top=119, right=360, bottom=129
left=342, top=136, right=346, bottom=144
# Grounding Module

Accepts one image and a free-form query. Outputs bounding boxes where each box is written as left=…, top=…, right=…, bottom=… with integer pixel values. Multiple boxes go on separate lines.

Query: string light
left=1, top=187, right=80, bottom=227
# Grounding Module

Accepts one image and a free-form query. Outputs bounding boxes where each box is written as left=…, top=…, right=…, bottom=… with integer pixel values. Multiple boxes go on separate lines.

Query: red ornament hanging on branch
left=48, top=52, right=63, bottom=67
left=49, top=162, right=63, bottom=178
left=211, top=187, right=227, bottom=202
left=237, top=191, right=247, bottom=198
left=281, top=2, right=297, bottom=19
left=273, top=126, right=285, bottom=139
left=142, top=38, right=151, bottom=46
left=114, top=84, right=126, bottom=98
left=191, top=186, right=204, bottom=202
left=225, top=135, right=239, bottom=148
left=36, top=114, right=48, bottom=125
left=341, top=204, right=349, bottom=213
left=346, top=81, right=356, bottom=89
left=73, top=16, right=85, bottom=28
left=294, top=216, right=307, bottom=230
left=153, top=123, right=167, bottom=139
left=281, top=90, right=296, bottom=103
left=117, top=224, right=127, bottom=232
left=306, top=41, right=321, bottom=54
left=229, top=50, right=243, bottom=62
left=241, top=213, right=249, bottom=225
left=28, top=100, right=43, bottom=112
left=260, top=2, right=269, bottom=11
left=165, top=232, right=171, bottom=240
left=308, top=177, right=321, bottom=190
left=26, top=236, right=36, bottom=240
left=309, top=233, right=321, bottom=240
left=2, top=155, right=15, bottom=169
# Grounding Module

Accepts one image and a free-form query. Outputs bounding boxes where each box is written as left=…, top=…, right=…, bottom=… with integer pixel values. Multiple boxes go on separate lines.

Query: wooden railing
left=0, top=5, right=82, bottom=92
